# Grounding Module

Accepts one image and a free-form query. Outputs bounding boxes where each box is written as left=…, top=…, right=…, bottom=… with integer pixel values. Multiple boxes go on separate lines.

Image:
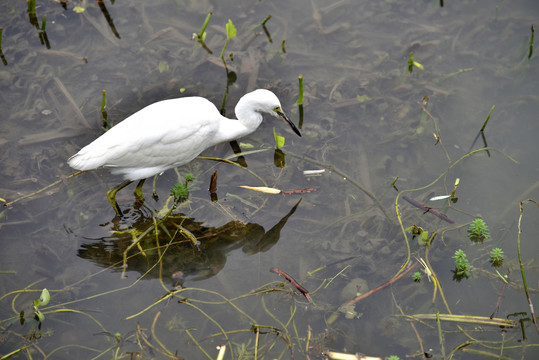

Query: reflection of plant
left=489, top=248, right=504, bottom=267
left=453, top=249, right=471, bottom=279
left=467, top=218, right=490, bottom=243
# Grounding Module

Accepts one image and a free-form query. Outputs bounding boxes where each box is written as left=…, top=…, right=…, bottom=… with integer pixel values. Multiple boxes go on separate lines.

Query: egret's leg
left=107, top=180, right=132, bottom=216
left=152, top=174, right=159, bottom=201
left=133, top=179, right=146, bottom=202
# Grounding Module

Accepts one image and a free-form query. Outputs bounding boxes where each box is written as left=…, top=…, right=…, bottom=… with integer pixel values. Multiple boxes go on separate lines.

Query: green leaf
left=158, top=61, right=170, bottom=73
left=356, top=94, right=372, bottom=103
left=226, top=19, right=237, bottom=39
left=39, top=288, right=50, bottom=306
left=73, top=6, right=85, bottom=13
left=238, top=142, right=254, bottom=149
left=273, top=128, right=285, bottom=149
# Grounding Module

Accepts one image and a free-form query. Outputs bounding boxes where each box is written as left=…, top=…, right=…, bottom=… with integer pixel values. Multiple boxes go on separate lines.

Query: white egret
left=68, top=89, right=301, bottom=215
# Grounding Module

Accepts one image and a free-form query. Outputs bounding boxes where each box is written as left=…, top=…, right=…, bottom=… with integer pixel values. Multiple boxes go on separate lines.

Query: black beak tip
left=277, top=110, right=302, bottom=137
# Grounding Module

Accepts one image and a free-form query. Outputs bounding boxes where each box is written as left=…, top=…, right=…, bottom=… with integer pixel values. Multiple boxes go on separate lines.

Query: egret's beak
left=276, top=109, right=302, bottom=137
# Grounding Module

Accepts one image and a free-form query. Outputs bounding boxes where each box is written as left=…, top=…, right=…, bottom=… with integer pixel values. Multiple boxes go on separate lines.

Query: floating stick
left=402, top=195, right=455, bottom=223
left=270, top=267, right=312, bottom=303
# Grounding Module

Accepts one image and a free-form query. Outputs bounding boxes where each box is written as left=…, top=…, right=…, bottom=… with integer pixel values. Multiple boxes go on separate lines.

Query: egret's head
left=243, top=89, right=302, bottom=137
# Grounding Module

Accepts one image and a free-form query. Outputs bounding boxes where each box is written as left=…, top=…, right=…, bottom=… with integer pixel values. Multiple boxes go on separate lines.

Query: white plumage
left=68, top=89, right=301, bottom=215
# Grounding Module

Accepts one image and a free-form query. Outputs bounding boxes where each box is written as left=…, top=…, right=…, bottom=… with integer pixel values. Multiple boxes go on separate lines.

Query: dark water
left=1, top=0, right=539, bottom=359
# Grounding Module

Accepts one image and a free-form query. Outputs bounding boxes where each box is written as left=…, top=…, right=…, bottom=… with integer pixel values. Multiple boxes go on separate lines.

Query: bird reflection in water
left=78, top=199, right=301, bottom=286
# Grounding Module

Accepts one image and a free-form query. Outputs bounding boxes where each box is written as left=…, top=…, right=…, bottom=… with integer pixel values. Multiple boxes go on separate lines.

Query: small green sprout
left=406, top=225, right=428, bottom=244
left=408, top=52, right=423, bottom=73
left=273, top=127, right=285, bottom=149
left=489, top=248, right=504, bottom=267
left=453, top=249, right=471, bottom=279
left=298, top=74, right=304, bottom=105
left=170, top=173, right=194, bottom=204
left=220, top=19, right=237, bottom=59
left=170, top=183, right=189, bottom=203
left=387, top=356, right=401, bottom=360
left=193, top=12, right=213, bottom=54
left=467, top=218, right=490, bottom=244
left=33, top=288, right=50, bottom=323
left=413, top=271, right=422, bottom=282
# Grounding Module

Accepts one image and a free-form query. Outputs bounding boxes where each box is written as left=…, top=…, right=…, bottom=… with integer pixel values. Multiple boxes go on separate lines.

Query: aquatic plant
left=453, top=249, right=470, bottom=279
left=25, top=288, right=50, bottom=325
left=260, top=15, right=273, bottom=43
left=413, top=271, right=422, bottom=282
left=406, top=225, right=429, bottom=244
left=528, top=24, right=535, bottom=59
left=194, top=12, right=213, bottom=53
left=220, top=19, right=237, bottom=59
left=467, top=218, right=490, bottom=243
left=0, top=28, right=6, bottom=65
left=489, top=248, right=504, bottom=267
left=170, top=173, right=194, bottom=204
left=408, top=52, right=423, bottom=73
left=101, top=89, right=109, bottom=129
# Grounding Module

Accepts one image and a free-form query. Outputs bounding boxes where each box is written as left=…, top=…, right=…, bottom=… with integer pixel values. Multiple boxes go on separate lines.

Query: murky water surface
left=1, top=0, right=539, bottom=359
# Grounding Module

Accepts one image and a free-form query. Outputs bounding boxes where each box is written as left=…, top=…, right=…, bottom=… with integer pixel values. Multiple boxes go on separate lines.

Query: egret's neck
left=235, top=102, right=264, bottom=131
left=210, top=92, right=266, bottom=144
left=211, top=112, right=262, bottom=145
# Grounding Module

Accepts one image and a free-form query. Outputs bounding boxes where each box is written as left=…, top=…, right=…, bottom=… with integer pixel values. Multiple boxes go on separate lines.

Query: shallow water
left=1, top=0, right=539, bottom=359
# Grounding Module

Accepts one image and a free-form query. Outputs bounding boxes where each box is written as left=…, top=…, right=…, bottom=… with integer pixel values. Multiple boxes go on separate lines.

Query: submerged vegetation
left=489, top=247, right=504, bottom=267
left=170, top=173, right=194, bottom=204
left=467, top=218, right=491, bottom=243
left=452, top=249, right=471, bottom=279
